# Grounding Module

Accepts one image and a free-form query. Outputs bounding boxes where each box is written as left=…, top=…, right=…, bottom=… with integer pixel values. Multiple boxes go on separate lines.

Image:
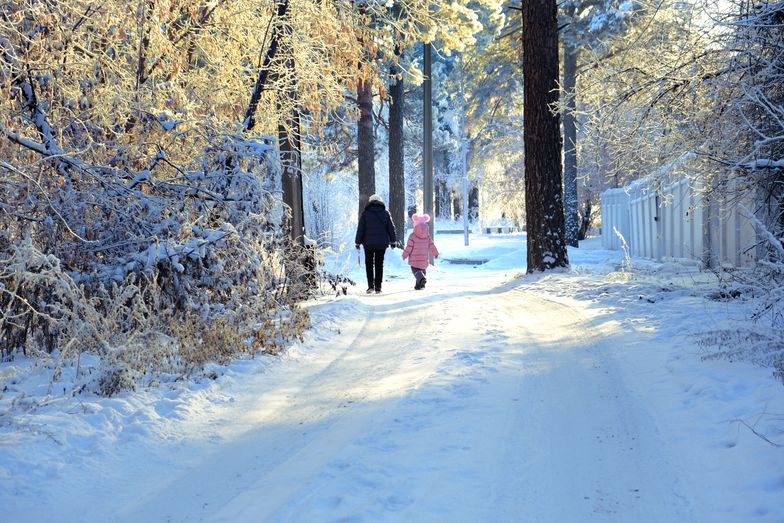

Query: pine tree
left=562, top=1, right=580, bottom=248
left=357, top=77, right=376, bottom=215
left=523, top=0, right=569, bottom=271
left=388, top=47, right=406, bottom=242
left=560, top=0, right=639, bottom=247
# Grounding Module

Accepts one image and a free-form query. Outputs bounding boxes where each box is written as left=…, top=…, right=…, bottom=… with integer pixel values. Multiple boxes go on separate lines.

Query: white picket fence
left=601, top=176, right=758, bottom=268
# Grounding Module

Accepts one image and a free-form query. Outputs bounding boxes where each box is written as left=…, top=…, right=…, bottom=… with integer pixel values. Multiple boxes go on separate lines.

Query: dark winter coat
left=355, top=202, right=397, bottom=249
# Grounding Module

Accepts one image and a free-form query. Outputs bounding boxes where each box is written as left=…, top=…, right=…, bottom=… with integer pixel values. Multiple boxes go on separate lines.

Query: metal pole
left=462, top=177, right=469, bottom=245
left=423, top=42, right=434, bottom=262
left=458, top=52, right=469, bottom=246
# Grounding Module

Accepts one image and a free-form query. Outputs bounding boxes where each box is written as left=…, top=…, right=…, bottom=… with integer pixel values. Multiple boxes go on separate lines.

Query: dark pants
left=364, top=247, right=386, bottom=290
left=411, top=266, right=427, bottom=288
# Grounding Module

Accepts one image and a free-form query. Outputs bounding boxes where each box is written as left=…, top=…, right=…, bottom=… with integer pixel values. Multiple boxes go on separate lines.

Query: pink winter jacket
left=402, top=222, right=439, bottom=269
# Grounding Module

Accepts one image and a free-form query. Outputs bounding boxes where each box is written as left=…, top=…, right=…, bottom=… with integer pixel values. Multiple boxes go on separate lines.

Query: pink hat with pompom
left=412, top=213, right=431, bottom=238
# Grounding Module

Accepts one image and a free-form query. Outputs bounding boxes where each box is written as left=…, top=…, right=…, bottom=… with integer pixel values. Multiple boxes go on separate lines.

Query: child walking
left=402, top=214, right=439, bottom=290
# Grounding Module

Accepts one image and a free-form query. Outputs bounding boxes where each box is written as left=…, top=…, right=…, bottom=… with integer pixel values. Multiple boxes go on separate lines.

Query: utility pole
left=458, top=52, right=469, bottom=246
left=423, top=42, right=434, bottom=261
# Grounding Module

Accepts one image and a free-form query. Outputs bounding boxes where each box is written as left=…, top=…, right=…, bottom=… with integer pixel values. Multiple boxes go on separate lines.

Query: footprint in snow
left=314, top=495, right=342, bottom=511
left=383, top=494, right=413, bottom=511
left=455, top=351, right=484, bottom=365
left=450, top=383, right=477, bottom=398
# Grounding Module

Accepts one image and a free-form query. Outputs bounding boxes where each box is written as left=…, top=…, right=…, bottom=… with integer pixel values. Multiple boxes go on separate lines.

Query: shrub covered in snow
left=0, top=2, right=314, bottom=394
left=0, top=130, right=312, bottom=394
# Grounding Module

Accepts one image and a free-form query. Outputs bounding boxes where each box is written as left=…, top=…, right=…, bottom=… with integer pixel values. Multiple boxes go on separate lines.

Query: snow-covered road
left=3, top=235, right=783, bottom=522
left=121, top=276, right=692, bottom=522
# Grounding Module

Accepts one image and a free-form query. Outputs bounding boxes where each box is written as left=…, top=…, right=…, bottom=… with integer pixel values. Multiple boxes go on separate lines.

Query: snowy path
left=120, top=277, right=692, bottom=522
left=4, top=236, right=783, bottom=522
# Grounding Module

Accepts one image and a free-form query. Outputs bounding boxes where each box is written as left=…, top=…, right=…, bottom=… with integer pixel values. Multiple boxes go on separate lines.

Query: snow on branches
left=0, top=0, right=313, bottom=394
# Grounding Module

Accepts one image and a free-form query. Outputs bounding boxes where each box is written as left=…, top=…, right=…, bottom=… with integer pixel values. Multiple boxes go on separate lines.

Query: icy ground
left=2, top=234, right=783, bottom=522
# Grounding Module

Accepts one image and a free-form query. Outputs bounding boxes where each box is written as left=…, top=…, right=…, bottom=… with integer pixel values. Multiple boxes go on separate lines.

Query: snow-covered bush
left=721, top=2, right=784, bottom=334
left=303, top=162, right=357, bottom=248
left=0, top=1, right=312, bottom=393
left=578, top=1, right=783, bottom=341
left=0, top=130, right=312, bottom=393
left=700, top=328, right=784, bottom=384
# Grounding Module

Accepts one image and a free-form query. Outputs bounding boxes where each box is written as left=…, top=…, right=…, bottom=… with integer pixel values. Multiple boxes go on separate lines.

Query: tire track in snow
left=492, top=287, right=695, bottom=522
left=120, top=278, right=696, bottom=523
left=118, top=292, right=455, bottom=523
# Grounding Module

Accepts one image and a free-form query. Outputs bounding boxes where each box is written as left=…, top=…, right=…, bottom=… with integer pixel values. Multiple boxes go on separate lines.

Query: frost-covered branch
left=739, top=205, right=784, bottom=260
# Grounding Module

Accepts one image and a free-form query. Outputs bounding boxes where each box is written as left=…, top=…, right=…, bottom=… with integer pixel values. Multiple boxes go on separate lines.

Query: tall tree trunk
left=357, top=77, right=376, bottom=216
left=278, top=77, right=304, bottom=243
left=243, top=0, right=303, bottom=244
left=523, top=0, right=569, bottom=272
left=244, top=0, right=289, bottom=131
left=279, top=115, right=304, bottom=242
left=562, top=9, right=579, bottom=248
left=388, top=54, right=405, bottom=244
left=435, top=180, right=447, bottom=218
left=469, top=186, right=479, bottom=221
left=135, top=0, right=154, bottom=93
left=125, top=0, right=154, bottom=133
left=578, top=194, right=592, bottom=241
left=277, top=7, right=304, bottom=245
left=452, top=192, right=461, bottom=219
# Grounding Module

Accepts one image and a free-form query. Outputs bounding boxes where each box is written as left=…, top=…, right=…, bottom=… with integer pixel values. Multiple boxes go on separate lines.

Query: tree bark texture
left=578, top=195, right=592, bottom=241
left=357, top=77, right=376, bottom=216
left=523, top=0, right=569, bottom=271
left=278, top=76, right=304, bottom=243
left=435, top=180, right=448, bottom=219
left=469, top=186, right=479, bottom=221
left=388, top=59, right=405, bottom=245
left=279, top=118, right=304, bottom=242
left=562, top=20, right=580, bottom=248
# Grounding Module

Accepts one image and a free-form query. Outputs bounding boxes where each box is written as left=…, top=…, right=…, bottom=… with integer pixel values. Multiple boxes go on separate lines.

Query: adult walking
left=355, top=194, right=397, bottom=294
